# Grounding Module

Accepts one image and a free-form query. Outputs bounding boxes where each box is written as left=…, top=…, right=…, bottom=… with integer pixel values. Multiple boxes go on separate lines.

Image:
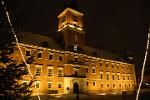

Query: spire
left=64, top=0, right=78, bottom=10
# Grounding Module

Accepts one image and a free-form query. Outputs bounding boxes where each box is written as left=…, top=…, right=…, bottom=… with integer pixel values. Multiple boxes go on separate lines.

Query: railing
left=65, top=60, right=88, bottom=66
left=64, top=74, right=86, bottom=78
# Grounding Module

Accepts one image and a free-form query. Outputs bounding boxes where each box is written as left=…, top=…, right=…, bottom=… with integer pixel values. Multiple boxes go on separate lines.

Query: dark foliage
left=0, top=0, right=35, bottom=99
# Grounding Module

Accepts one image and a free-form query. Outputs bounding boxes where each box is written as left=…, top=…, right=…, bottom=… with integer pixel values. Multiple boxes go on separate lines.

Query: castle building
left=11, top=2, right=136, bottom=95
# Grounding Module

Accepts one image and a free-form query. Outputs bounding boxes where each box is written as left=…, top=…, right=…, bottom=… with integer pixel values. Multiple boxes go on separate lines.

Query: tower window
left=72, top=15, right=78, bottom=22
left=61, top=16, right=66, bottom=23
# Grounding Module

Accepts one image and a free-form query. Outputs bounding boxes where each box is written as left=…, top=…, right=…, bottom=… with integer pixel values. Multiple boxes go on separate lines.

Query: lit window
left=35, top=81, right=40, bottom=88
left=35, top=66, right=42, bottom=76
left=106, top=74, right=109, bottom=80
left=48, top=82, right=52, bottom=88
left=92, top=81, right=96, bottom=86
left=92, top=67, right=96, bottom=73
left=100, top=73, right=103, bottom=79
left=48, top=68, right=53, bottom=76
left=58, top=69, right=63, bottom=77
left=37, top=52, right=42, bottom=58
left=58, top=82, right=62, bottom=88
left=26, top=50, right=31, bottom=56
left=86, top=68, right=88, bottom=73
left=49, top=55, right=53, bottom=60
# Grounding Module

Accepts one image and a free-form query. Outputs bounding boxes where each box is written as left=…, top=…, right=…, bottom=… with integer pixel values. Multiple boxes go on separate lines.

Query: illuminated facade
left=12, top=7, right=136, bottom=95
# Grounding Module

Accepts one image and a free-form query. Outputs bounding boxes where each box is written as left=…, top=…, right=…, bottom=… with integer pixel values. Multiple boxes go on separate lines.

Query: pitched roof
left=17, top=32, right=62, bottom=50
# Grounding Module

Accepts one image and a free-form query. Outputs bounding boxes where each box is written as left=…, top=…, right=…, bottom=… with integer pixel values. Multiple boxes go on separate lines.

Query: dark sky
left=10, top=0, right=150, bottom=69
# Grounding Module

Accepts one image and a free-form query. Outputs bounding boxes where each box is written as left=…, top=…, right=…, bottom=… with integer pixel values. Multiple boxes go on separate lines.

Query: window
left=129, top=84, right=130, bottom=87
left=58, top=69, right=63, bottom=77
left=117, top=73, right=120, bottom=80
left=35, top=66, right=41, bottom=76
left=23, top=81, right=29, bottom=86
left=48, top=68, right=53, bottom=76
left=119, top=84, right=121, bottom=87
left=86, top=82, right=88, bottom=86
left=49, top=55, right=53, bottom=60
left=125, top=84, right=127, bottom=87
left=107, top=84, right=109, bottom=87
left=127, top=75, right=130, bottom=80
left=100, top=62, right=102, bottom=66
left=123, top=75, right=125, bottom=80
left=48, top=82, right=52, bottom=88
left=113, top=84, right=115, bottom=88
left=112, top=74, right=115, bottom=80
left=86, top=68, right=88, bottom=73
left=106, top=74, right=109, bottom=80
left=58, top=82, right=62, bottom=88
left=92, top=67, right=96, bottom=73
left=59, top=56, right=63, bottom=61
left=106, top=63, right=108, bottom=67
left=26, top=50, right=31, bottom=56
left=72, top=15, right=78, bottom=22
left=92, top=81, right=96, bottom=86
left=35, top=81, right=40, bottom=88
left=61, top=16, right=66, bottom=23
left=101, top=84, right=103, bottom=88
left=75, top=58, right=78, bottom=62
left=100, top=73, right=103, bottom=79
left=37, top=52, right=42, bottom=58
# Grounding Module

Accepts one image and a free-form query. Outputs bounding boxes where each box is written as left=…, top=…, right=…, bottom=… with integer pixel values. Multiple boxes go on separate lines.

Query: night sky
left=7, top=0, right=150, bottom=71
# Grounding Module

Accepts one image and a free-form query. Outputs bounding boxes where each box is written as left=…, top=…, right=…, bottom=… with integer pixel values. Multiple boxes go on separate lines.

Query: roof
left=17, top=32, right=62, bottom=50
left=17, top=32, right=126, bottom=62
left=83, top=46, right=125, bottom=62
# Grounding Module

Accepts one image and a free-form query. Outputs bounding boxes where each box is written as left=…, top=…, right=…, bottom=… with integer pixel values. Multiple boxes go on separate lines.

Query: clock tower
left=57, top=1, right=85, bottom=51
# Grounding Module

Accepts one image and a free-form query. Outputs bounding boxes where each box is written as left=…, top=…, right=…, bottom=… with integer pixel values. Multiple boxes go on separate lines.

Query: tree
left=0, top=0, right=35, bottom=99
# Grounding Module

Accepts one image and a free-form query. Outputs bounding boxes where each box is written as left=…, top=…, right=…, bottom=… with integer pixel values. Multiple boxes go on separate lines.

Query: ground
left=30, top=92, right=150, bottom=100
